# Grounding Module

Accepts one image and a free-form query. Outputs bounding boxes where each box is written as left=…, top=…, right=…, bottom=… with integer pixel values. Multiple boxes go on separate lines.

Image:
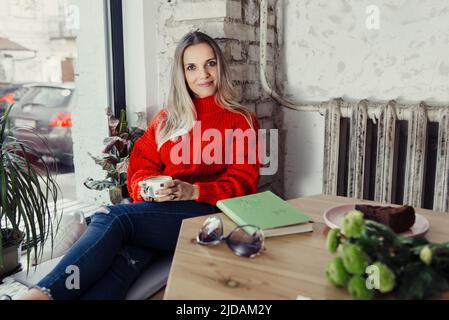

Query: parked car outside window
left=8, top=83, right=75, bottom=167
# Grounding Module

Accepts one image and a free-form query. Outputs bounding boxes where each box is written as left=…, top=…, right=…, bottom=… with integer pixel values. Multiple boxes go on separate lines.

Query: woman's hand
left=153, top=179, right=199, bottom=202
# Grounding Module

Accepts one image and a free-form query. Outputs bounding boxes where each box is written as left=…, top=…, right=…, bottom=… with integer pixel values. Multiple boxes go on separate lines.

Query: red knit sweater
left=127, top=95, right=261, bottom=206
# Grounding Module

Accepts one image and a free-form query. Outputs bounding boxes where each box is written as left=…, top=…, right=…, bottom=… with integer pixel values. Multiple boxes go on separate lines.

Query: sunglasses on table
left=196, top=215, right=265, bottom=258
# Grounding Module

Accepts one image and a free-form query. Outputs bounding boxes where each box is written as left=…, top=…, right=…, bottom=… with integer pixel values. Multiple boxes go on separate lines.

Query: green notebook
left=217, top=191, right=313, bottom=237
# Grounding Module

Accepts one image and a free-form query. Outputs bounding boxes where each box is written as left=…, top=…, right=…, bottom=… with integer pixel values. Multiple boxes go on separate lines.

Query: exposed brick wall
left=157, top=0, right=283, bottom=196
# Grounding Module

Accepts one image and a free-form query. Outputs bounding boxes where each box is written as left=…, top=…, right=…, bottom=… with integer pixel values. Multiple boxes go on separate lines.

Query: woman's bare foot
left=17, top=288, right=51, bottom=300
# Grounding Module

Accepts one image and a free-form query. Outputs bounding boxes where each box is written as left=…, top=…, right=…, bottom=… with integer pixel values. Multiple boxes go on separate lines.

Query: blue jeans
left=36, top=200, right=218, bottom=300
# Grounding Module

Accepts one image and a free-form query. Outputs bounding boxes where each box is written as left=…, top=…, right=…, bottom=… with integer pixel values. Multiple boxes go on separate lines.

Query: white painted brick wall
left=243, top=82, right=260, bottom=100
left=233, top=81, right=243, bottom=98
left=255, top=27, right=275, bottom=44
left=248, top=44, right=274, bottom=62
left=226, top=41, right=243, bottom=61
left=256, top=101, right=274, bottom=118
left=174, top=0, right=241, bottom=21
left=224, top=22, right=257, bottom=41
left=227, top=0, right=242, bottom=20
left=242, top=0, right=259, bottom=25
left=229, top=64, right=257, bottom=82
left=260, top=117, right=275, bottom=130
left=268, top=9, right=276, bottom=27
left=174, top=1, right=226, bottom=21
left=244, top=102, right=256, bottom=113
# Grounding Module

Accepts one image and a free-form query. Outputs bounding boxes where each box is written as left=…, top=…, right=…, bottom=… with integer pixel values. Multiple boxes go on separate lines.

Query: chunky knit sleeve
left=194, top=113, right=262, bottom=206
left=127, top=111, right=166, bottom=202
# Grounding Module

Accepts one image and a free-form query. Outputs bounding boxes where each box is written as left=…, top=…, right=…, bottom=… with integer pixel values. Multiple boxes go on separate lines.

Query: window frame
left=106, top=0, right=126, bottom=118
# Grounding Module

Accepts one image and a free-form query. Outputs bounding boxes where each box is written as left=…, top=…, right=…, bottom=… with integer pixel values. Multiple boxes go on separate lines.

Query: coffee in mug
left=138, top=176, right=173, bottom=199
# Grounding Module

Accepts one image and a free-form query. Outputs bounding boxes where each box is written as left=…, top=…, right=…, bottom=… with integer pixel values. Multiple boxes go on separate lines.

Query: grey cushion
left=12, top=254, right=172, bottom=300
left=125, top=253, right=172, bottom=300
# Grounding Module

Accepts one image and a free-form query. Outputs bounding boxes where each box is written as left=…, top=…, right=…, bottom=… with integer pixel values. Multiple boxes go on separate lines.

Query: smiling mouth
left=198, top=81, right=214, bottom=88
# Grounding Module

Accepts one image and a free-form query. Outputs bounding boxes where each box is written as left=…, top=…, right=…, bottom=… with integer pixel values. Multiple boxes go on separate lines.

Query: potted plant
left=0, top=106, right=60, bottom=278
left=84, top=107, right=146, bottom=204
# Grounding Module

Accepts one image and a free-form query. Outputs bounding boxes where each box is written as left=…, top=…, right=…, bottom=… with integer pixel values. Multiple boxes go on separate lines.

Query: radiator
left=322, top=99, right=449, bottom=212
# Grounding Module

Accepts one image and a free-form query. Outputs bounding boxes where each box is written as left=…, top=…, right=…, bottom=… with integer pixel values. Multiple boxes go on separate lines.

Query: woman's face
left=183, top=43, right=218, bottom=98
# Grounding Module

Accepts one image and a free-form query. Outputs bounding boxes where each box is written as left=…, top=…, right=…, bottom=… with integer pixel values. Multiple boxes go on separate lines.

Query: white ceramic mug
left=138, top=176, right=173, bottom=199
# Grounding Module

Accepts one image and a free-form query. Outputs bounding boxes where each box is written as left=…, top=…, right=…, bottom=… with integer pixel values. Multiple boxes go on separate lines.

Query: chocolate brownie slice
left=355, top=204, right=416, bottom=233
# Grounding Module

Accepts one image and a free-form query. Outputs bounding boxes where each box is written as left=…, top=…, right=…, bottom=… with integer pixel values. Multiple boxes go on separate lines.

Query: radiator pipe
left=259, top=0, right=325, bottom=114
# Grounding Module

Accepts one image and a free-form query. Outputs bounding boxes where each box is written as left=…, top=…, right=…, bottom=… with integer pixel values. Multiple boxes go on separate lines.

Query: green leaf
left=118, top=109, right=128, bottom=135
left=397, top=263, right=449, bottom=300
left=83, top=178, right=116, bottom=191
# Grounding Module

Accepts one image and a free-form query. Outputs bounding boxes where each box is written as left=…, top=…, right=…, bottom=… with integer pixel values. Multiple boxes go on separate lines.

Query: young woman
left=16, top=31, right=261, bottom=300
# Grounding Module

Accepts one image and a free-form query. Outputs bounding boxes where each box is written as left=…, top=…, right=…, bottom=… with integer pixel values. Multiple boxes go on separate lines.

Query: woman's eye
left=208, top=60, right=217, bottom=67
left=186, top=65, right=195, bottom=71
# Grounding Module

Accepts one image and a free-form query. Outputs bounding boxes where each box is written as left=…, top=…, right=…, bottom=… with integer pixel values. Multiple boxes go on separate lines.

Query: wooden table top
left=164, top=194, right=449, bottom=300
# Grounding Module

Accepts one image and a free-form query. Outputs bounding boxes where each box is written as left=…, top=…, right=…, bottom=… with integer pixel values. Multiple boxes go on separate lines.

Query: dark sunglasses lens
left=227, top=226, right=263, bottom=257
left=198, top=216, right=223, bottom=243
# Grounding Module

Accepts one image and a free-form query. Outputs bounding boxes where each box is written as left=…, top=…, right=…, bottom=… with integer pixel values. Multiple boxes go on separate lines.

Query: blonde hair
left=155, top=31, right=255, bottom=151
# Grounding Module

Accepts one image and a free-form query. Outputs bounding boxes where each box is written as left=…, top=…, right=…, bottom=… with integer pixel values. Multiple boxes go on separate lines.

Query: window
left=1, top=0, right=126, bottom=203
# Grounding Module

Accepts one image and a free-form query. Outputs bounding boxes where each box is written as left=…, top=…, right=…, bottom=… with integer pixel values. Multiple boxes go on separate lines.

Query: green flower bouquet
left=326, top=210, right=449, bottom=299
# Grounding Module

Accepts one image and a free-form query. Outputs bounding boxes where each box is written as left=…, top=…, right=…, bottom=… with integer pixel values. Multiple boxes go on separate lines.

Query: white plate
left=323, top=203, right=430, bottom=237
